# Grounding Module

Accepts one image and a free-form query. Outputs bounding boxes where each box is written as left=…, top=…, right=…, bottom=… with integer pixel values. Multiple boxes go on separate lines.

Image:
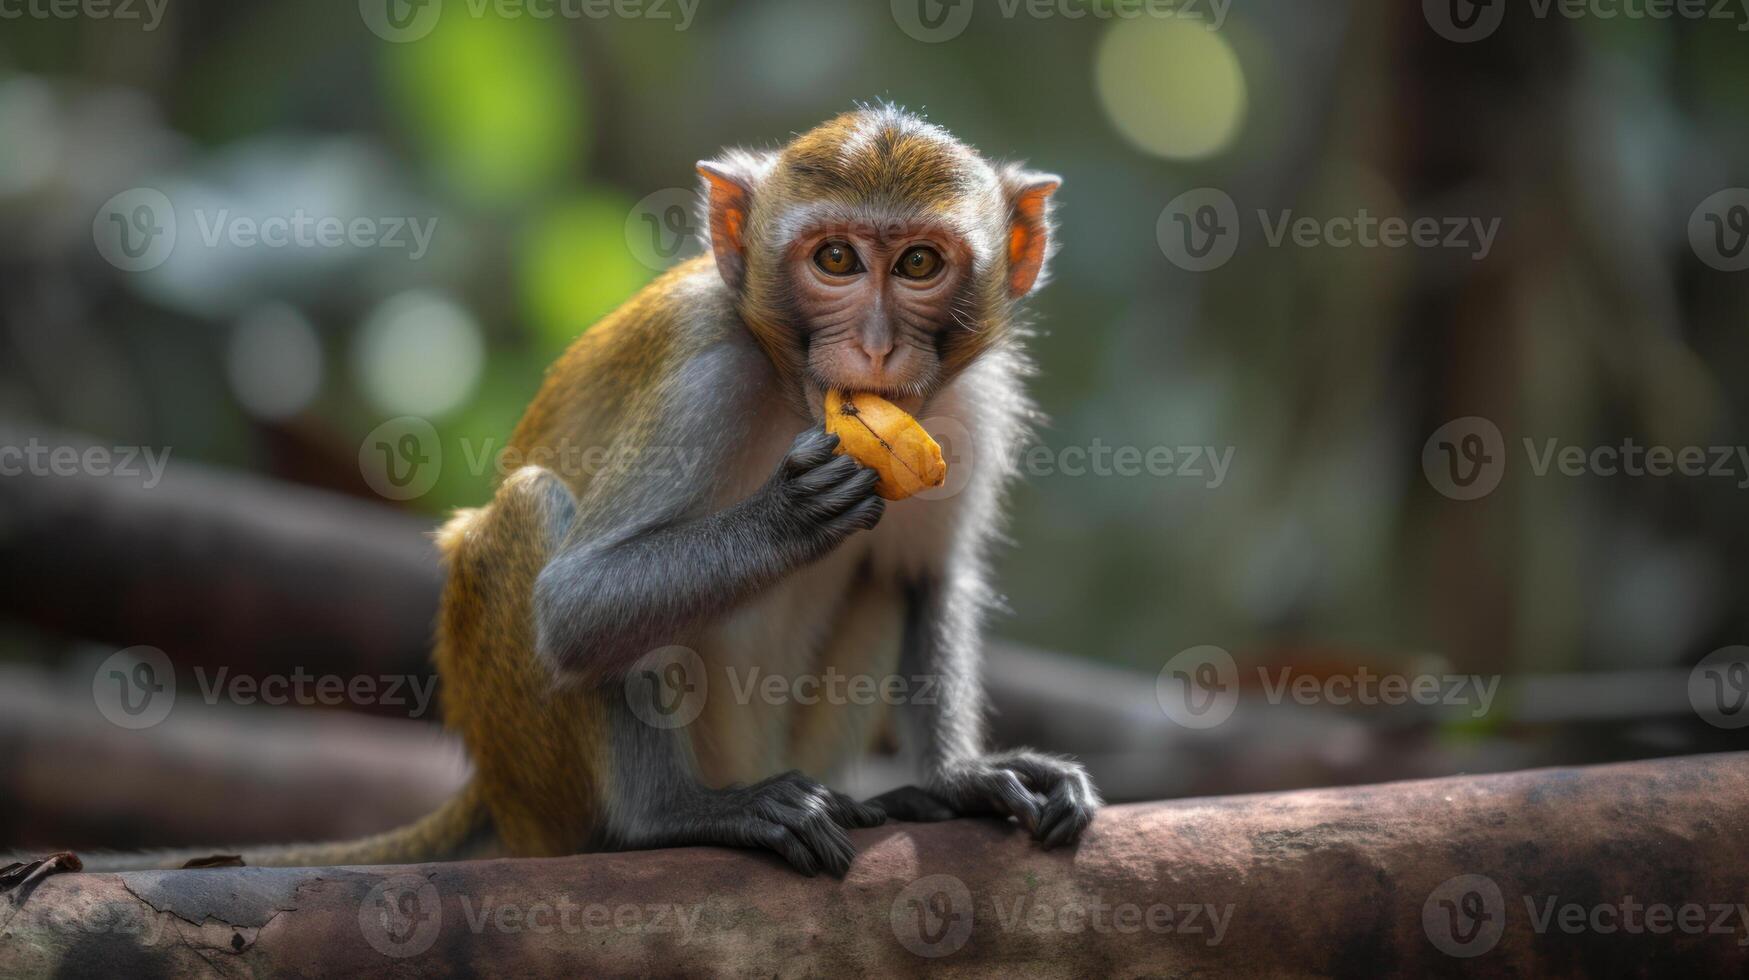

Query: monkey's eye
left=814, top=242, right=861, bottom=276
left=895, top=246, right=943, bottom=280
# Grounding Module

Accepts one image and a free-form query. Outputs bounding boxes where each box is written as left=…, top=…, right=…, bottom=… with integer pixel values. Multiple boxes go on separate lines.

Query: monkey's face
left=697, top=107, right=1060, bottom=414
left=784, top=213, right=973, bottom=408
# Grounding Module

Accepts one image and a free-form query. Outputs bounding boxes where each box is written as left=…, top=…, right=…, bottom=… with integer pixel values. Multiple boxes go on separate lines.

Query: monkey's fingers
left=1034, top=776, right=1098, bottom=849
left=981, top=768, right=1047, bottom=834
left=986, top=753, right=1098, bottom=847
left=792, top=808, right=858, bottom=875
left=929, top=760, right=1065, bottom=835
left=787, top=462, right=880, bottom=533
left=818, top=494, right=885, bottom=537
left=752, top=803, right=855, bottom=877
left=991, top=753, right=1056, bottom=792
left=744, top=771, right=868, bottom=876
left=791, top=454, right=870, bottom=498
left=825, top=790, right=887, bottom=829
left=742, top=821, right=821, bottom=877
left=782, top=427, right=841, bottom=476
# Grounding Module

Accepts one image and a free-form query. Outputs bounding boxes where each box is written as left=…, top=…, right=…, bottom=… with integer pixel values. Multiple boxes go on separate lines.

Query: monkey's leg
left=435, top=465, right=607, bottom=858
left=871, top=574, right=1102, bottom=848
left=598, top=670, right=886, bottom=877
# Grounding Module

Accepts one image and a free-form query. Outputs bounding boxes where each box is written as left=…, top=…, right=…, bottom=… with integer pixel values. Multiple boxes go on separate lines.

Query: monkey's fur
left=76, top=106, right=1100, bottom=876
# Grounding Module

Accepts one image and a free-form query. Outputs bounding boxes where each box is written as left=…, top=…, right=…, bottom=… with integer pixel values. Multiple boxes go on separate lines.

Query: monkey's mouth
left=803, top=377, right=927, bottom=422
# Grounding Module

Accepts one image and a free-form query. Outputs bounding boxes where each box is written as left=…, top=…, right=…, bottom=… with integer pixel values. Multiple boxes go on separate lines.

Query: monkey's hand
left=872, top=750, right=1101, bottom=849
left=759, top=426, right=886, bottom=560
left=637, top=770, right=886, bottom=877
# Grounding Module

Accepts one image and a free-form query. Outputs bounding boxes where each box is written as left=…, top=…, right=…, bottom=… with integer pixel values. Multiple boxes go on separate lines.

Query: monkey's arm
left=530, top=348, right=884, bottom=681
left=877, top=568, right=1102, bottom=848
left=534, top=428, right=881, bottom=677
left=571, top=505, right=890, bottom=877
left=438, top=450, right=885, bottom=876
left=512, top=342, right=888, bottom=875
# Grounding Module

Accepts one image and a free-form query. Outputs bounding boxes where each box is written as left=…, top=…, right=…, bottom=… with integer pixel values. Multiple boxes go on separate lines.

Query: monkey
left=67, top=105, right=1100, bottom=876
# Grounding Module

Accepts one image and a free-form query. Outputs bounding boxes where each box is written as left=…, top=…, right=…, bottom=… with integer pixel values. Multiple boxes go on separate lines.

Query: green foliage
left=383, top=1, right=584, bottom=205
left=518, top=192, right=655, bottom=352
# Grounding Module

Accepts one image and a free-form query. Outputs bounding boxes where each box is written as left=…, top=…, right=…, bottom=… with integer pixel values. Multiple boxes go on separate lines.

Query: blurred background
left=3, top=0, right=1748, bottom=852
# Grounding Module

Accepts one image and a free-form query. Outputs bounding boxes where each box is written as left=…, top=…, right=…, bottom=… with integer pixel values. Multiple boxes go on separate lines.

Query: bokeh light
left=0, top=76, right=56, bottom=198
left=722, top=0, right=870, bottom=104
left=1095, top=19, right=1247, bottom=161
left=352, top=290, right=484, bottom=418
left=226, top=303, right=322, bottom=420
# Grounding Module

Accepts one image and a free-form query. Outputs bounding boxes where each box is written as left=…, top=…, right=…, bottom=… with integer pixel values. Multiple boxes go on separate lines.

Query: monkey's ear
left=1002, top=170, right=1061, bottom=298
left=697, top=159, right=757, bottom=292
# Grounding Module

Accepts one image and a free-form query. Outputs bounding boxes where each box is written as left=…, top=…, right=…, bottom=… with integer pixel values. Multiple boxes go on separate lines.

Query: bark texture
left=3, top=753, right=1745, bottom=977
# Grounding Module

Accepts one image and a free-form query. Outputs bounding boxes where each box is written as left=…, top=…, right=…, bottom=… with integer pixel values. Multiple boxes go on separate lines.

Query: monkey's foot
left=925, top=750, right=1102, bottom=849
left=657, top=770, right=885, bottom=878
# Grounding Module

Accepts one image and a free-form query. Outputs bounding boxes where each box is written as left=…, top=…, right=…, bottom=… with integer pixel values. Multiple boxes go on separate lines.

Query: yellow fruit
left=824, top=390, right=947, bottom=501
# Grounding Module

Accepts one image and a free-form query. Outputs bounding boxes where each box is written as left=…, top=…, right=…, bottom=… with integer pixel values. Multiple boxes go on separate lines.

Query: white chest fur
left=687, top=377, right=1006, bottom=785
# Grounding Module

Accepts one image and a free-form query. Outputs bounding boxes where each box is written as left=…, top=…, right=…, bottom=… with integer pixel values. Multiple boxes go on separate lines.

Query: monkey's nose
left=858, top=330, right=895, bottom=374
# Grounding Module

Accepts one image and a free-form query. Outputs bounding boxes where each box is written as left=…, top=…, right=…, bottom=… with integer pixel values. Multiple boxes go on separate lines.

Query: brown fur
left=432, top=255, right=737, bottom=855
left=433, top=473, right=605, bottom=857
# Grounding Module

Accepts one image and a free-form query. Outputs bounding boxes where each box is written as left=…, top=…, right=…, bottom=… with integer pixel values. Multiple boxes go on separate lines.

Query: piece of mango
left=824, top=390, right=947, bottom=501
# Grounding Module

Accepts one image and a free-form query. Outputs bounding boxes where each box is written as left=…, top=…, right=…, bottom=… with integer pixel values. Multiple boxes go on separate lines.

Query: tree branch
left=4, top=753, right=1746, bottom=976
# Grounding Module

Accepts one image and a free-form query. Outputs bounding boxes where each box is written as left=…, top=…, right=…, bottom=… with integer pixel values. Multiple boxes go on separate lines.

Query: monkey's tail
left=62, top=780, right=493, bottom=872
